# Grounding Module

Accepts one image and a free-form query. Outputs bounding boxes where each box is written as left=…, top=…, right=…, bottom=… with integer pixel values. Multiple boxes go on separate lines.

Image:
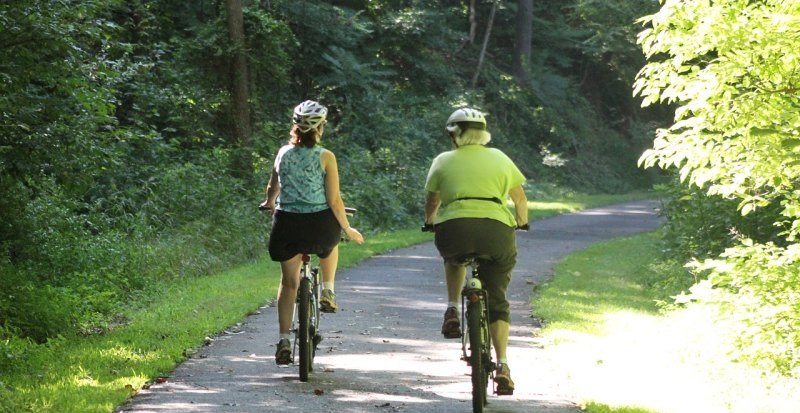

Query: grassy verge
left=535, top=233, right=799, bottom=413
left=0, top=229, right=430, bottom=413
left=0, top=189, right=659, bottom=413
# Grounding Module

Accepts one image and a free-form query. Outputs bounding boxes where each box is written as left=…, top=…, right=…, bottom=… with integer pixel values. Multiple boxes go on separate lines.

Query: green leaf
left=750, top=127, right=778, bottom=137
left=741, top=202, right=755, bottom=216
left=781, top=138, right=800, bottom=150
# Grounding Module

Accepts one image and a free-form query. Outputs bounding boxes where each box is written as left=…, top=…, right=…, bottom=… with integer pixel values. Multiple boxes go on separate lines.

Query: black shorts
left=434, top=218, right=517, bottom=323
left=268, top=208, right=341, bottom=262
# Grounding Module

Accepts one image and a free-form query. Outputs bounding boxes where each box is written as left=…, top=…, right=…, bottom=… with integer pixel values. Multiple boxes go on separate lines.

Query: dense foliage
left=1, top=0, right=658, bottom=355
left=635, top=0, right=800, bottom=377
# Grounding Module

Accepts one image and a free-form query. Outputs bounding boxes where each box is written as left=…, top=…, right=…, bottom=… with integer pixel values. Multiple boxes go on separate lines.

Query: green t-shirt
left=425, top=144, right=525, bottom=227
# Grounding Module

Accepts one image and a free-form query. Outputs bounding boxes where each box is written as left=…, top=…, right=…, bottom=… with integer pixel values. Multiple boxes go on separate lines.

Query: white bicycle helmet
left=445, top=107, right=486, bottom=135
left=293, top=100, right=328, bottom=133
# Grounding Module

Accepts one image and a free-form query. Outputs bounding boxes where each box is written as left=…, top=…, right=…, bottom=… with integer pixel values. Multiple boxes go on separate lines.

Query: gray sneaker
left=441, top=306, right=461, bottom=338
left=494, top=363, right=515, bottom=395
left=274, top=338, right=292, bottom=365
left=320, top=289, right=337, bottom=313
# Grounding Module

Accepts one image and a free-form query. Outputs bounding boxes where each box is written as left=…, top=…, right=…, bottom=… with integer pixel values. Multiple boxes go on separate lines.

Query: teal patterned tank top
left=275, top=145, right=329, bottom=213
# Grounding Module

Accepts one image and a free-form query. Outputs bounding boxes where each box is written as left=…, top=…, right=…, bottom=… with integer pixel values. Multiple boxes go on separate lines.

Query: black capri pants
left=268, top=208, right=341, bottom=262
left=434, top=218, right=517, bottom=323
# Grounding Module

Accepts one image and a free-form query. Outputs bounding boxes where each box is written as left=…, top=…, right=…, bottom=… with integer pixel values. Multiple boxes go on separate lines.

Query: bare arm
left=259, top=167, right=280, bottom=210
left=424, top=191, right=441, bottom=225
left=322, top=150, right=364, bottom=244
left=509, top=185, right=528, bottom=227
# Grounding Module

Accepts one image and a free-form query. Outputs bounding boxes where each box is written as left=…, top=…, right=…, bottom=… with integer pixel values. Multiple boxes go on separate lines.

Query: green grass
left=535, top=233, right=800, bottom=413
left=535, top=233, right=662, bottom=336
left=0, top=190, right=658, bottom=413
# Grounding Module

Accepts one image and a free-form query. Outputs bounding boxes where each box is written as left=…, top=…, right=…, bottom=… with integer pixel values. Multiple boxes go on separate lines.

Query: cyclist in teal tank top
left=274, top=145, right=328, bottom=213
left=260, top=100, right=364, bottom=365
left=424, top=107, right=528, bottom=395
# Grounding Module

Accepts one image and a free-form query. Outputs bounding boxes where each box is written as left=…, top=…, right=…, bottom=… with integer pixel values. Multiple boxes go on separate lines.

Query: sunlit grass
left=536, top=233, right=800, bottom=413
left=524, top=187, right=659, bottom=220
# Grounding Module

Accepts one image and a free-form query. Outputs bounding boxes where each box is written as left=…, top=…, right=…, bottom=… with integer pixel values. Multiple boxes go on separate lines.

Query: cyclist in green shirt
left=424, top=107, right=528, bottom=395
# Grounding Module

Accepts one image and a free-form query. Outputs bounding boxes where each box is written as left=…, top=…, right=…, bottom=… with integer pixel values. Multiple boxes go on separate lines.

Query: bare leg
left=444, top=262, right=466, bottom=304
left=489, top=320, right=510, bottom=362
left=491, top=318, right=514, bottom=395
left=319, top=245, right=339, bottom=285
left=277, top=254, right=303, bottom=335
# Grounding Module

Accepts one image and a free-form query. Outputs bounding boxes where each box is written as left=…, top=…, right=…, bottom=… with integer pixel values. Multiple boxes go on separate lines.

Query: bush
left=0, top=154, right=267, bottom=341
left=692, top=241, right=800, bottom=378
left=656, top=178, right=787, bottom=261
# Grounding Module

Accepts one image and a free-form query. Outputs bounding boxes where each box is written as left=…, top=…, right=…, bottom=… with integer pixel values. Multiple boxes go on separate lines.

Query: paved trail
left=119, top=200, right=662, bottom=413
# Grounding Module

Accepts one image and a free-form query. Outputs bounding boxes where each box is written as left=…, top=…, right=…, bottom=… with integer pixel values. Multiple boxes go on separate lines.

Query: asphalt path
left=118, top=200, right=662, bottom=413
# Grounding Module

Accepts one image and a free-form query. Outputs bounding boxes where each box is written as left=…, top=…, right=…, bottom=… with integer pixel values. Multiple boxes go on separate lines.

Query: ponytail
left=289, top=125, right=320, bottom=148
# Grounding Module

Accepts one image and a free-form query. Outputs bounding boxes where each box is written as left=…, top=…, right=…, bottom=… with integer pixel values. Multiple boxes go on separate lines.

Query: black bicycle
left=423, top=223, right=528, bottom=413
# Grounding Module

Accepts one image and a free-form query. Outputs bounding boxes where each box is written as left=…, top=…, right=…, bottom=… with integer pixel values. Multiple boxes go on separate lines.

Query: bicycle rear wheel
left=298, top=277, right=312, bottom=382
left=467, top=298, right=488, bottom=413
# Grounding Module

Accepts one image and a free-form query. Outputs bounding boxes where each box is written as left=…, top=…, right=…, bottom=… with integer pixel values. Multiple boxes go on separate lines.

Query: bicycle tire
left=298, top=277, right=312, bottom=382
left=467, top=299, right=488, bottom=413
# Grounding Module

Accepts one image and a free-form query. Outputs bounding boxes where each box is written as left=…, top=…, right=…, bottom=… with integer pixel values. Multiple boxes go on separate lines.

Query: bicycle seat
left=449, top=253, right=491, bottom=266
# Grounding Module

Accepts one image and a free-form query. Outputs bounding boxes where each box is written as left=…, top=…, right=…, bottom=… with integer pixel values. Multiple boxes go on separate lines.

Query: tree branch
left=471, top=0, right=498, bottom=88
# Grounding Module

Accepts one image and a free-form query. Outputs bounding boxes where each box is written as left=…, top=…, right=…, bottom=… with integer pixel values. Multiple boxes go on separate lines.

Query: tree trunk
left=225, top=0, right=253, bottom=180
left=512, top=0, right=533, bottom=84
left=471, top=0, right=498, bottom=88
left=468, top=0, right=477, bottom=45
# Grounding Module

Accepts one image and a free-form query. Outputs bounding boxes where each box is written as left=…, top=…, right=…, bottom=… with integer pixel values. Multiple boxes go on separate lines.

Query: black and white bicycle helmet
left=445, top=107, right=486, bottom=135
left=293, top=100, right=328, bottom=133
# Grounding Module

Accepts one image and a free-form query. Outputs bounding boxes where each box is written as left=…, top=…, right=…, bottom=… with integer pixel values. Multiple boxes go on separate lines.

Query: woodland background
left=2, top=0, right=798, bottom=382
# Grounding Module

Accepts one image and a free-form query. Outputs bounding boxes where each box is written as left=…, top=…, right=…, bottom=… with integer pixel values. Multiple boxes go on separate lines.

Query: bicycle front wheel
left=298, top=277, right=312, bottom=382
left=467, top=299, right=488, bottom=413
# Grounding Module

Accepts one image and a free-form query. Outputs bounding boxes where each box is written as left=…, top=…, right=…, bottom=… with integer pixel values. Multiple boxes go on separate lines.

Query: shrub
left=692, top=241, right=800, bottom=377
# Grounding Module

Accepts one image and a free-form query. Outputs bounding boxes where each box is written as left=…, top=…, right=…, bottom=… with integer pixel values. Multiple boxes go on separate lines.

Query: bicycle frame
left=459, top=259, right=495, bottom=413
left=291, top=253, right=322, bottom=382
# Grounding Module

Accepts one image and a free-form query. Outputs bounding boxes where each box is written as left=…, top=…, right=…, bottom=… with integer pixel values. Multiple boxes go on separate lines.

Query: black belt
left=455, top=197, right=502, bottom=204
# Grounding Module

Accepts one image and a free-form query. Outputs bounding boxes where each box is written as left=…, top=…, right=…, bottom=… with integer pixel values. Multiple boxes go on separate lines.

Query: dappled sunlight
left=575, top=209, right=653, bottom=216
left=147, top=382, right=223, bottom=395
left=528, top=201, right=580, bottom=212
left=317, top=349, right=455, bottom=375
left=573, top=209, right=615, bottom=216
left=316, top=331, right=459, bottom=362
left=548, top=309, right=719, bottom=412
left=380, top=254, right=440, bottom=261
left=506, top=334, right=539, bottom=345
left=98, top=345, right=163, bottom=363
left=331, top=388, right=435, bottom=404
left=223, top=354, right=269, bottom=363
left=141, top=402, right=221, bottom=410
left=545, top=306, right=800, bottom=413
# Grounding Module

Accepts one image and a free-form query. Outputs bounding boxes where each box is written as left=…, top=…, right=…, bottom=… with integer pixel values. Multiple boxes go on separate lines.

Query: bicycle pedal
left=313, top=334, right=323, bottom=347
